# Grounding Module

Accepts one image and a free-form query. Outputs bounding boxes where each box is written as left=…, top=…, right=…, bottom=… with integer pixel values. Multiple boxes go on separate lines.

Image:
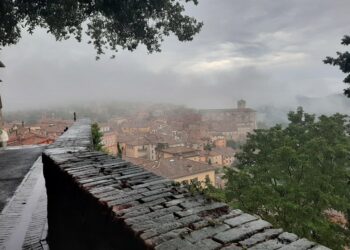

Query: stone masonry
left=42, top=119, right=331, bottom=250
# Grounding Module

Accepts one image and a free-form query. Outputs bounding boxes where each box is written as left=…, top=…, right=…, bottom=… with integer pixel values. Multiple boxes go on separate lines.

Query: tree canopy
left=91, top=122, right=103, bottom=151
left=324, top=35, right=350, bottom=97
left=224, top=107, right=350, bottom=249
left=0, top=0, right=202, bottom=58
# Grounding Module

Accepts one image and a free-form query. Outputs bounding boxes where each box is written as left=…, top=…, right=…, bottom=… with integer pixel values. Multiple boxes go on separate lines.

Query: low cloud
left=0, top=0, right=349, bottom=114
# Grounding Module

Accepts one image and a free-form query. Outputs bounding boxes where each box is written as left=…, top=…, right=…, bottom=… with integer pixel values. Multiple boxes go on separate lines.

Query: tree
left=91, top=122, right=103, bottom=151
left=204, top=143, right=212, bottom=151
left=224, top=107, right=350, bottom=249
left=0, top=0, right=202, bottom=59
left=226, top=139, right=242, bottom=150
left=117, top=142, right=123, bottom=159
left=324, top=35, right=350, bottom=97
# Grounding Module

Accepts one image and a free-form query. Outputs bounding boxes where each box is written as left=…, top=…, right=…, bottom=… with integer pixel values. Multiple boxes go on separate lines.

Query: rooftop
left=212, top=147, right=236, bottom=156
left=136, top=157, right=218, bottom=179
left=199, top=107, right=256, bottom=113
left=158, top=146, right=199, bottom=155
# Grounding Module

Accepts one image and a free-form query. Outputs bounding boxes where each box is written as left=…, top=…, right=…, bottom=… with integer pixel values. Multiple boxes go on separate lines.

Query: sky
left=0, top=0, right=349, bottom=112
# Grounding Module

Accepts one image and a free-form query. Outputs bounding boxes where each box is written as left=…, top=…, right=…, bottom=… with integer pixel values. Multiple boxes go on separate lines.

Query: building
left=120, top=121, right=150, bottom=134
left=199, top=100, right=257, bottom=142
left=198, top=150, right=223, bottom=165
left=157, top=146, right=200, bottom=160
left=101, top=132, right=118, bottom=155
left=212, top=147, right=236, bottom=166
left=4, top=119, right=72, bottom=146
left=212, top=135, right=226, bottom=148
left=144, top=133, right=186, bottom=160
left=0, top=130, right=8, bottom=149
left=126, top=157, right=217, bottom=186
left=122, top=137, right=149, bottom=158
left=35, top=118, right=73, bottom=139
left=8, top=131, right=54, bottom=146
left=99, top=124, right=111, bottom=133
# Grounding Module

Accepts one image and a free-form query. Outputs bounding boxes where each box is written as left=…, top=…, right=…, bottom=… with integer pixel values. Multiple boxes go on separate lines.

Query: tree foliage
left=324, top=35, right=350, bottom=97
left=204, top=143, right=212, bottom=151
left=0, top=0, right=202, bottom=59
left=91, top=122, right=103, bottom=151
left=224, top=107, right=350, bottom=249
left=226, top=139, right=242, bottom=150
left=117, top=142, right=123, bottom=159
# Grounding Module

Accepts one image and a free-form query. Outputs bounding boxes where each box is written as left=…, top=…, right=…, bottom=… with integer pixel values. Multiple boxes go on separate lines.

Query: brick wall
left=43, top=119, right=330, bottom=250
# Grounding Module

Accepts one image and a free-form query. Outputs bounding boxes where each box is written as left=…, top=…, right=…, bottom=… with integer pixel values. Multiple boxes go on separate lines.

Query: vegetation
left=117, top=142, right=123, bottom=159
left=221, top=107, right=350, bottom=249
left=184, top=175, right=225, bottom=202
left=91, top=122, right=103, bottom=151
left=0, top=0, right=202, bottom=59
left=204, top=143, right=212, bottom=151
left=324, top=35, right=350, bottom=97
left=226, top=139, right=242, bottom=150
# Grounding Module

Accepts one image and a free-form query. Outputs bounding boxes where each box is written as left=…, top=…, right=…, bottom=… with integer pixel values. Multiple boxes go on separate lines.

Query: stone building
left=101, top=132, right=118, bottom=155
left=157, top=146, right=200, bottom=160
left=200, top=100, right=257, bottom=141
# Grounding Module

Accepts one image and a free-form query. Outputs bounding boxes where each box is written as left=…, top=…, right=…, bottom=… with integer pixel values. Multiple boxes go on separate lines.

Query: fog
left=0, top=0, right=349, bottom=115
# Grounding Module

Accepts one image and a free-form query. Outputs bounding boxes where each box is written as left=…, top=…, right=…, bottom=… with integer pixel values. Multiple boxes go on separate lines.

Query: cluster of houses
left=101, top=100, right=256, bottom=187
left=1, top=118, right=72, bottom=147
left=0, top=100, right=256, bottom=187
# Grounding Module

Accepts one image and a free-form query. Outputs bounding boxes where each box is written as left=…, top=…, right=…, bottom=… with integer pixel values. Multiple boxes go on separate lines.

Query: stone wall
left=42, top=119, right=330, bottom=250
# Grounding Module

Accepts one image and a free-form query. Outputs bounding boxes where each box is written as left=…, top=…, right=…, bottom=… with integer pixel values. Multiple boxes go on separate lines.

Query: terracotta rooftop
left=212, top=147, right=236, bottom=157
left=129, top=157, right=217, bottom=180
left=158, top=146, right=199, bottom=155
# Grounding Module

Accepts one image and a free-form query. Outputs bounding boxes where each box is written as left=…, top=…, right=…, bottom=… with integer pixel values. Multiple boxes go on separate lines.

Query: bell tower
left=237, top=99, right=246, bottom=109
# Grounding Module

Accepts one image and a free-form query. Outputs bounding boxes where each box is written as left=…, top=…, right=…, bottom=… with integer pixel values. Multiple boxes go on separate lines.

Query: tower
left=237, top=99, right=246, bottom=109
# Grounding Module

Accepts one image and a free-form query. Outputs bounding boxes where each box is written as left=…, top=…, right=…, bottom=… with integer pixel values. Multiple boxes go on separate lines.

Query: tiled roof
left=158, top=146, right=199, bottom=155
left=212, top=147, right=236, bottom=157
left=135, top=158, right=216, bottom=180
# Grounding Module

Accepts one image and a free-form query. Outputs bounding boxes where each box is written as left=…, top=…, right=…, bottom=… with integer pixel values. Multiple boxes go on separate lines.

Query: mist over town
left=0, top=1, right=349, bottom=249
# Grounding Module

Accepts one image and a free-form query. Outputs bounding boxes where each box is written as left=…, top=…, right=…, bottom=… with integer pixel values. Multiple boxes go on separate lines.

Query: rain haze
left=1, top=2, right=350, bottom=249
left=1, top=0, right=349, bottom=113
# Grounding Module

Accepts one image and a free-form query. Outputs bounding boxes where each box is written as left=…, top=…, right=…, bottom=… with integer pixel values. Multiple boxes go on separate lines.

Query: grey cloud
left=0, top=0, right=349, bottom=114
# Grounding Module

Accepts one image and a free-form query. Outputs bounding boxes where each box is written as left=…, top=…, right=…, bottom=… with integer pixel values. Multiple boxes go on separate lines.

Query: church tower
left=237, top=99, right=246, bottom=109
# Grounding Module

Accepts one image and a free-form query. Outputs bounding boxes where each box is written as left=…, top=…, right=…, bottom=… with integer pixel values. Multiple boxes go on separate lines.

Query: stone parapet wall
left=43, top=119, right=330, bottom=250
